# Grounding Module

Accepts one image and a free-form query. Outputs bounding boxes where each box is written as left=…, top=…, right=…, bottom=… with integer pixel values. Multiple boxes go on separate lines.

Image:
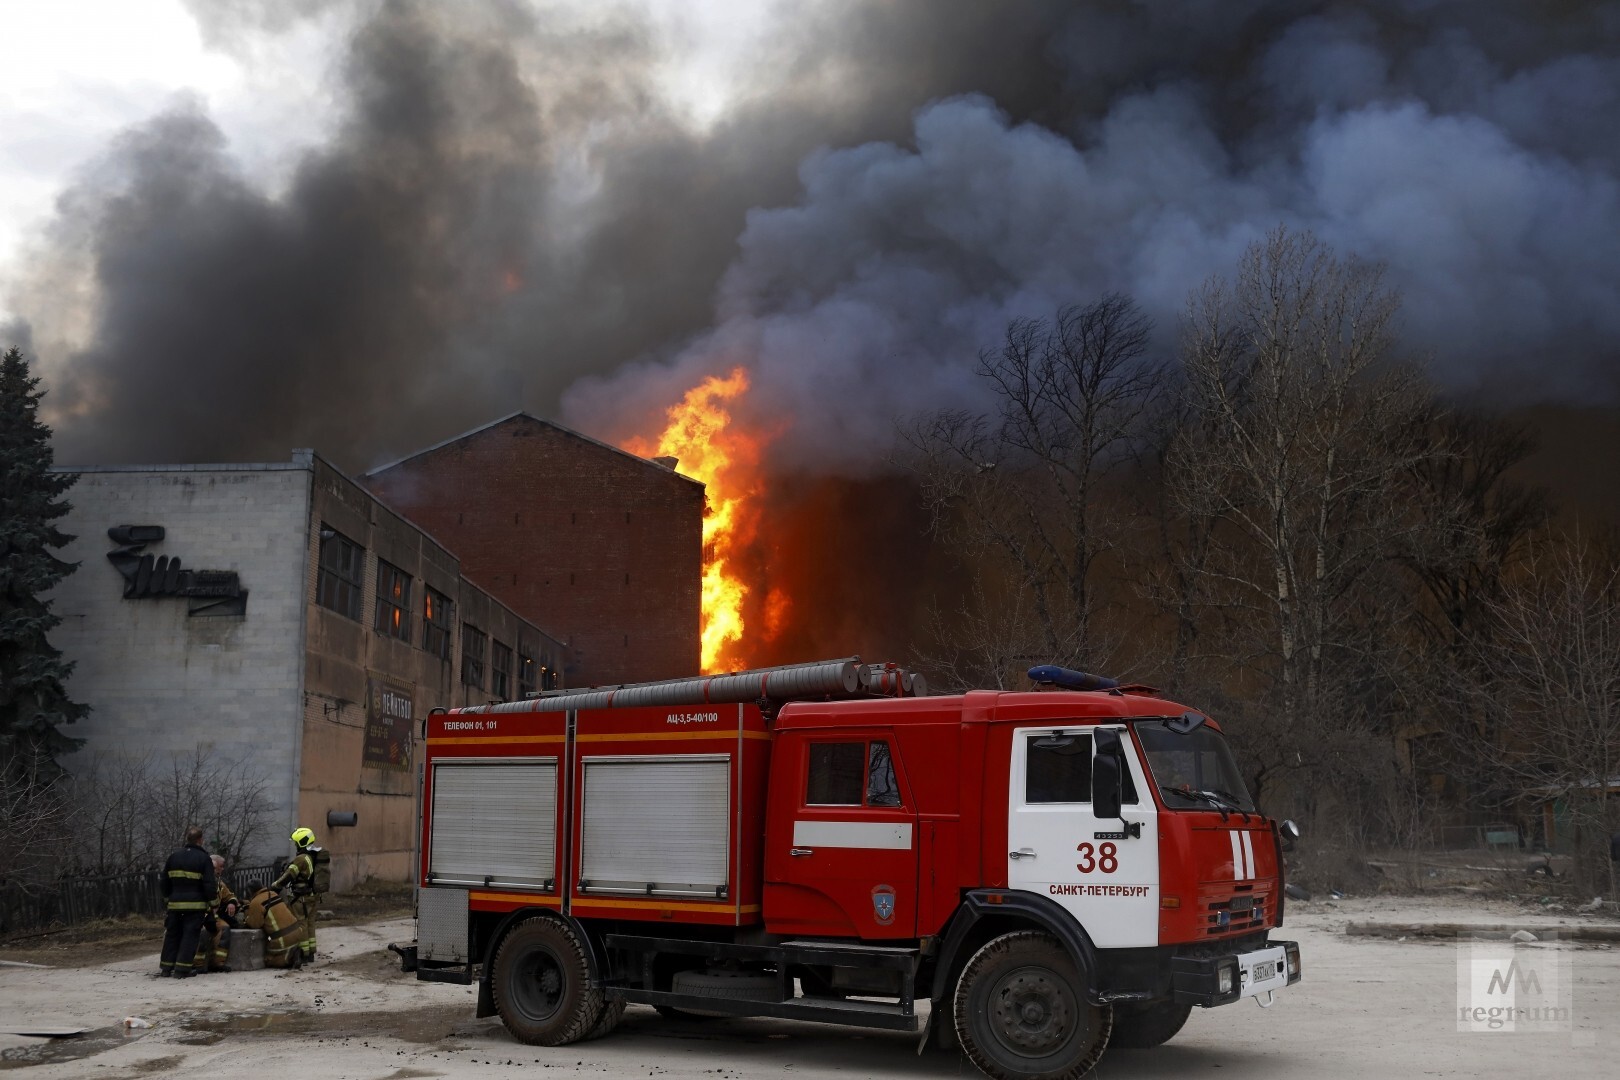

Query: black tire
left=667, top=969, right=778, bottom=1017
left=1108, top=1000, right=1192, bottom=1049
left=491, top=917, right=604, bottom=1045
left=952, top=931, right=1112, bottom=1080
left=583, top=995, right=627, bottom=1040
left=653, top=1005, right=716, bottom=1022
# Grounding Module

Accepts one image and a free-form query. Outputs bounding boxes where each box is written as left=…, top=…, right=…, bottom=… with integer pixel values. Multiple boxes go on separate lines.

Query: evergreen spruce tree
left=0, top=346, right=86, bottom=782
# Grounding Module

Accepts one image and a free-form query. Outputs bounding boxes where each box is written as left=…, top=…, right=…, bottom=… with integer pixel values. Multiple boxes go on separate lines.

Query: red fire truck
left=400, top=658, right=1301, bottom=1080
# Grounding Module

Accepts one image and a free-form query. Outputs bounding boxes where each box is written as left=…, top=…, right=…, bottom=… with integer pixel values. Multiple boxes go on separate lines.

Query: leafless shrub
left=0, top=764, right=71, bottom=885
left=1459, top=533, right=1620, bottom=894
left=64, top=748, right=274, bottom=874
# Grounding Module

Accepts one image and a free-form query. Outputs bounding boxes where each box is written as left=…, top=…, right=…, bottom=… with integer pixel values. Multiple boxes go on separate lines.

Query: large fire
left=625, top=367, right=767, bottom=673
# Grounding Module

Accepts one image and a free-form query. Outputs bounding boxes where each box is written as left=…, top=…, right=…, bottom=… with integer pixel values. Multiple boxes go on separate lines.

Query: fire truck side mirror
left=1280, top=819, right=1301, bottom=851
left=1093, top=752, right=1123, bottom=821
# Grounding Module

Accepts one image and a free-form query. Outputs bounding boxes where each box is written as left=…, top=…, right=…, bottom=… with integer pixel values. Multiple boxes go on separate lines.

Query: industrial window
left=461, top=624, right=487, bottom=689
left=1025, top=733, right=1093, bottom=803
left=517, top=647, right=537, bottom=698
left=491, top=640, right=513, bottom=700
left=807, top=740, right=901, bottom=807
left=374, top=560, right=412, bottom=640
left=423, top=587, right=454, bottom=659
left=316, top=525, right=363, bottom=620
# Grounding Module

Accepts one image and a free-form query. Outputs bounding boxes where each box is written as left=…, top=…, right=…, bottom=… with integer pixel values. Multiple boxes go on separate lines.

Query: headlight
left=1285, top=943, right=1302, bottom=979
left=1217, top=961, right=1235, bottom=995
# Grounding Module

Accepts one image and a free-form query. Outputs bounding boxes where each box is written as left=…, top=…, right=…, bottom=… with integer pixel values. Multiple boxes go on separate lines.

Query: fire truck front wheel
left=491, top=918, right=605, bottom=1046
left=953, top=931, right=1112, bottom=1080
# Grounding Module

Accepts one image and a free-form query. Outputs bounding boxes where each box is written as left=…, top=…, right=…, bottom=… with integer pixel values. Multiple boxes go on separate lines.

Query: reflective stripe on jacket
left=272, top=851, right=315, bottom=895
left=161, top=844, right=217, bottom=911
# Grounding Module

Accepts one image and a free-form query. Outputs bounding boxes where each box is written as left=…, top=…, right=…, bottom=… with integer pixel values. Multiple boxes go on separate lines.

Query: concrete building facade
left=49, top=451, right=562, bottom=890
left=363, top=414, right=704, bottom=686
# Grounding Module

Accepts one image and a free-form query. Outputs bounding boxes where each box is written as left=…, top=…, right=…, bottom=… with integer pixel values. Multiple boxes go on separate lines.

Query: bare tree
left=70, top=751, right=151, bottom=874
left=1402, top=409, right=1550, bottom=655
left=66, top=748, right=274, bottom=873
left=903, top=295, right=1165, bottom=679
left=1167, top=228, right=1437, bottom=803
left=1462, top=534, right=1620, bottom=894
left=912, top=574, right=1061, bottom=692
left=1394, top=409, right=1552, bottom=827
left=0, top=761, right=70, bottom=885
left=1141, top=225, right=1454, bottom=873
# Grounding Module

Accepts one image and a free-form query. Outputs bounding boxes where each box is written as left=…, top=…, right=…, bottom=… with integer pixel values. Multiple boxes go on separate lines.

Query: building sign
left=364, top=677, right=415, bottom=771
left=105, top=525, right=248, bottom=616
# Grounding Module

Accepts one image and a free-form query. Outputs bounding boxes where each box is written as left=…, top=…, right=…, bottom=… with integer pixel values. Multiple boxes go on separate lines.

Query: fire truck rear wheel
left=953, top=930, right=1112, bottom=1080
left=491, top=918, right=604, bottom=1046
left=583, top=995, right=627, bottom=1040
left=1108, top=999, right=1192, bottom=1049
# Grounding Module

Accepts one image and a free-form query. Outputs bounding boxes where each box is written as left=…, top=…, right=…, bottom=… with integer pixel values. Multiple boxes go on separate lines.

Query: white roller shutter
left=429, top=760, right=557, bottom=888
left=579, top=755, right=730, bottom=896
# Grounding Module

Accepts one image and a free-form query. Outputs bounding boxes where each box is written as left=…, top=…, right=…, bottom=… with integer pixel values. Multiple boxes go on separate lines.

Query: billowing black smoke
left=5, top=0, right=1619, bottom=472
left=565, top=0, right=1620, bottom=472
left=8, top=0, right=1074, bottom=467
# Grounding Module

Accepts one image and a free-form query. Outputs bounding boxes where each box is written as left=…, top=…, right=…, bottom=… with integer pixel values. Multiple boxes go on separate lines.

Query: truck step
left=615, top=988, right=919, bottom=1032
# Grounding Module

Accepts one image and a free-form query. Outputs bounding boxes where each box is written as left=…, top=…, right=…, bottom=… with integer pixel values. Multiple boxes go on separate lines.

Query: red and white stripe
left=1230, top=829, right=1255, bottom=880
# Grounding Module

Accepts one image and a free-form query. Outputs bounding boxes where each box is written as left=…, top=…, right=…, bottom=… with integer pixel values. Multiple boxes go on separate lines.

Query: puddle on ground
left=184, top=1004, right=490, bottom=1044
left=0, top=1026, right=147, bottom=1070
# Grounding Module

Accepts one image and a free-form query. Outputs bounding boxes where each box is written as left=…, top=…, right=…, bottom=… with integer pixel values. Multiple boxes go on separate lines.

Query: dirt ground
left=1, top=893, right=1616, bottom=1079
left=0, top=884, right=416, bottom=969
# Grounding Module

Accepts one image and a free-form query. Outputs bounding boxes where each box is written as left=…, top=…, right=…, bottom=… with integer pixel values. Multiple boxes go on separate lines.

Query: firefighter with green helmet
left=270, top=826, right=329, bottom=963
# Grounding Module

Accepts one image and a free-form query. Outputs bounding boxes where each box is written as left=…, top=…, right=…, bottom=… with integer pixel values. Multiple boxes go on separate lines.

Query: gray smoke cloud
left=6, top=0, right=1618, bottom=473
left=564, top=2, right=1620, bottom=473
left=9, top=0, right=1072, bottom=467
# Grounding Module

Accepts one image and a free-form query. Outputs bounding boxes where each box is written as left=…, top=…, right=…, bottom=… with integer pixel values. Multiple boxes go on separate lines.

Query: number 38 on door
left=1075, top=842, right=1118, bottom=874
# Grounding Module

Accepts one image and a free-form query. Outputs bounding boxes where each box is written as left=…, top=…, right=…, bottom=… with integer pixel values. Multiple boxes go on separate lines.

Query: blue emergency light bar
left=1027, top=665, right=1120, bottom=692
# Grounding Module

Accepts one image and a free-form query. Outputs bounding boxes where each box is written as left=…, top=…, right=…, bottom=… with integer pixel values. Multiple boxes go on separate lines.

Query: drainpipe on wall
left=289, top=449, right=315, bottom=878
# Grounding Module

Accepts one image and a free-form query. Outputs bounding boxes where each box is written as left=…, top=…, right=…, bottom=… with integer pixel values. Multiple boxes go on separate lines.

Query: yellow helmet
left=291, top=827, right=315, bottom=849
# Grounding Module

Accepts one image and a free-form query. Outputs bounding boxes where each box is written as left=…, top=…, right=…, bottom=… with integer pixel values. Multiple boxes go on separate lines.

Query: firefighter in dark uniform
left=158, top=826, right=216, bottom=978
left=270, top=826, right=322, bottom=964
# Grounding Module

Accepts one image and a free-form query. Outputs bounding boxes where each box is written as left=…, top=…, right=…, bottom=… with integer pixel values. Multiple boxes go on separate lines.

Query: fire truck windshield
left=1133, top=722, right=1256, bottom=813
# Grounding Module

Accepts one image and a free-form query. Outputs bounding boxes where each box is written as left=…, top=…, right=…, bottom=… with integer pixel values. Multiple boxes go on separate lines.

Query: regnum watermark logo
left=1456, top=934, right=1573, bottom=1033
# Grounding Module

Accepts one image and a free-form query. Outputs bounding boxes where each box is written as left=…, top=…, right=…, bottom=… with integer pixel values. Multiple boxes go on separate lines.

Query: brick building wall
left=300, top=456, right=562, bottom=889
left=363, top=414, right=703, bottom=686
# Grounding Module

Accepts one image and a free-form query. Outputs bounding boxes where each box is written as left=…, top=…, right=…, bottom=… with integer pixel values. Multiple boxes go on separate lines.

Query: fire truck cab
left=403, top=660, right=1301, bottom=1080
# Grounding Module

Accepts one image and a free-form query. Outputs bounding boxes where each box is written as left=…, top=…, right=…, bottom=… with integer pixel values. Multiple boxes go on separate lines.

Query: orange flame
left=626, top=367, right=762, bottom=672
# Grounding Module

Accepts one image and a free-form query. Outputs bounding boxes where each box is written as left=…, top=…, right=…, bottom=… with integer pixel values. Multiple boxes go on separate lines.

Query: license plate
left=1251, top=960, right=1277, bottom=982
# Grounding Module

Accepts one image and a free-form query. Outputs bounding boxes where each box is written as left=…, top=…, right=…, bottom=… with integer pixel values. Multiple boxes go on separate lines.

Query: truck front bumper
left=1171, top=939, right=1301, bottom=1007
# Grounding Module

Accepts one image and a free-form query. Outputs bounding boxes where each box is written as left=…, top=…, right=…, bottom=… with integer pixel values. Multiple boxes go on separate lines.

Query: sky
left=0, top=2, right=331, bottom=286
left=0, top=0, right=764, bottom=296
left=3, top=0, right=1618, bottom=473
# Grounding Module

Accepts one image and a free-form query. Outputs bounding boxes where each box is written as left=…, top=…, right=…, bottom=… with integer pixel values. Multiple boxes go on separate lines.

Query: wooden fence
left=0, top=863, right=279, bottom=938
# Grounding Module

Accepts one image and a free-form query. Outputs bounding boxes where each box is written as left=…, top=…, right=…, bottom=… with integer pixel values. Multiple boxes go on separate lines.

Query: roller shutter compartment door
left=579, top=755, right=730, bottom=896
left=429, top=760, right=558, bottom=888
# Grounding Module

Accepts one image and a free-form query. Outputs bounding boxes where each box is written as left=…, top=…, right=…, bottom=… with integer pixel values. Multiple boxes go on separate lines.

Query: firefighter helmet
left=291, top=827, right=316, bottom=849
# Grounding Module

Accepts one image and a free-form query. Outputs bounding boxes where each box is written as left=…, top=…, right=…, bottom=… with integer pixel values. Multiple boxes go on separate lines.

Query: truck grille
left=1203, top=886, right=1268, bottom=936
